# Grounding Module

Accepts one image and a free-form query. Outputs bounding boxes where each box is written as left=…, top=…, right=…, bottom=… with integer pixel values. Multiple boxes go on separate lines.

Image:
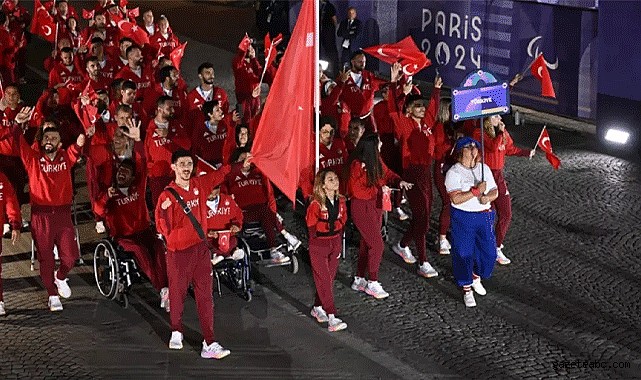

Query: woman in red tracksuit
left=473, top=114, right=535, bottom=265
left=432, top=97, right=460, bottom=255
left=347, top=133, right=412, bottom=299
left=306, top=169, right=348, bottom=332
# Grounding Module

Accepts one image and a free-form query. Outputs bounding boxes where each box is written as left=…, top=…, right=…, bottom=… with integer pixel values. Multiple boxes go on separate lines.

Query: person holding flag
left=232, top=34, right=262, bottom=124
left=150, top=15, right=179, bottom=58
left=535, top=126, right=561, bottom=170
left=472, top=114, right=536, bottom=265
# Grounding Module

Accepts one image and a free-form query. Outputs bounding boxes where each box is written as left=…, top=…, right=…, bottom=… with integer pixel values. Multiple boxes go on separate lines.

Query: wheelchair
left=93, top=239, right=143, bottom=308
left=211, top=241, right=253, bottom=302
left=238, top=221, right=300, bottom=274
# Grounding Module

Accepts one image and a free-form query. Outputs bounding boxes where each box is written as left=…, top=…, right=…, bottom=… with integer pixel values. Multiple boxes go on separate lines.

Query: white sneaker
left=472, top=277, right=487, bottom=296
left=169, top=331, right=183, bottom=349
left=392, top=242, right=417, bottom=264
left=48, top=295, right=63, bottom=312
left=351, top=276, right=367, bottom=292
left=496, top=246, right=511, bottom=265
left=95, top=221, right=106, bottom=234
left=0, top=301, right=5, bottom=316
left=365, top=281, right=389, bottom=299
left=54, top=271, right=71, bottom=298
left=211, top=255, right=224, bottom=266
left=417, top=262, right=439, bottom=278
left=201, top=341, right=230, bottom=359
left=310, top=306, right=329, bottom=323
left=270, top=249, right=290, bottom=264
left=395, top=207, right=409, bottom=221
left=160, top=287, right=170, bottom=311
left=328, top=315, right=347, bottom=332
left=283, top=232, right=301, bottom=251
left=231, top=248, right=245, bottom=261
left=2, top=223, right=9, bottom=236
left=463, top=290, right=476, bottom=307
left=439, top=238, right=451, bottom=255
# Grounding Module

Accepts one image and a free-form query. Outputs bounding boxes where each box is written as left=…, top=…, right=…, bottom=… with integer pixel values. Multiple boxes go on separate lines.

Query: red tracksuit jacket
left=186, top=86, right=230, bottom=114
left=205, top=193, right=243, bottom=232
left=144, top=119, right=191, bottom=178
left=149, top=31, right=180, bottom=57
left=472, top=128, right=529, bottom=170
left=347, top=159, right=400, bottom=201
left=115, top=65, right=154, bottom=101
left=338, top=70, right=384, bottom=117
left=155, top=166, right=232, bottom=252
left=232, top=49, right=262, bottom=101
left=142, top=83, right=188, bottom=123
left=306, top=196, right=347, bottom=238
left=191, top=112, right=237, bottom=167
left=95, top=170, right=149, bottom=238
left=223, top=165, right=276, bottom=212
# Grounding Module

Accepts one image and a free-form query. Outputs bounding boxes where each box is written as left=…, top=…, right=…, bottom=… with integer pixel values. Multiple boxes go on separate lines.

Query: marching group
left=0, top=0, right=536, bottom=359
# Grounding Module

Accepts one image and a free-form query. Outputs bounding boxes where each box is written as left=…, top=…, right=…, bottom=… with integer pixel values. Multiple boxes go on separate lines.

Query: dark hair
left=156, top=95, right=173, bottom=108
left=346, top=132, right=382, bottom=187
left=90, top=36, right=104, bottom=45
left=125, top=45, right=141, bottom=58
left=158, top=65, right=176, bottom=84
left=115, top=104, right=133, bottom=115
left=349, top=116, right=365, bottom=129
left=198, top=62, right=214, bottom=75
left=201, top=100, right=220, bottom=117
left=319, top=115, right=336, bottom=131
left=60, top=47, right=74, bottom=55
left=0, top=12, right=7, bottom=25
left=230, top=146, right=251, bottom=164
left=350, top=50, right=364, bottom=61
left=119, top=37, right=134, bottom=46
left=85, top=56, right=99, bottom=66
left=403, top=94, right=424, bottom=113
left=235, top=124, right=251, bottom=147
left=171, top=149, right=192, bottom=164
left=121, top=80, right=137, bottom=92
left=118, top=158, right=136, bottom=176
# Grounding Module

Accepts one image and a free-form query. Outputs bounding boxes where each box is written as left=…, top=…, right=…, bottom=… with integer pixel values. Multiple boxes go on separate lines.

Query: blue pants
left=450, top=207, right=497, bottom=287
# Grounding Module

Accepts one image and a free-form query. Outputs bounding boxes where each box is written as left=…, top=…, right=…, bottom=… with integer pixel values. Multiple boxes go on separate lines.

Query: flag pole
left=533, top=124, right=546, bottom=153
left=314, top=0, right=320, bottom=174
left=520, top=52, right=543, bottom=78
left=258, top=45, right=273, bottom=87
left=480, top=117, right=485, bottom=182
left=54, top=22, right=59, bottom=47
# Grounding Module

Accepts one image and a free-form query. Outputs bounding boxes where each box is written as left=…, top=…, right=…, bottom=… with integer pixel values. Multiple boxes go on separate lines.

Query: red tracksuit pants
left=243, top=204, right=281, bottom=248
left=309, top=234, right=341, bottom=315
left=491, top=169, right=511, bottom=247
left=116, top=229, right=168, bottom=291
left=434, top=160, right=451, bottom=235
left=400, top=164, right=433, bottom=264
left=0, top=244, right=4, bottom=301
left=351, top=198, right=384, bottom=281
left=166, top=242, right=215, bottom=344
left=31, top=205, right=80, bottom=296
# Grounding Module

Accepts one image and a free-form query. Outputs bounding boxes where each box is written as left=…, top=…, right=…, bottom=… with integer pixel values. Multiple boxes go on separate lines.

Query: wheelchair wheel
left=289, top=255, right=299, bottom=274
left=93, top=240, right=120, bottom=300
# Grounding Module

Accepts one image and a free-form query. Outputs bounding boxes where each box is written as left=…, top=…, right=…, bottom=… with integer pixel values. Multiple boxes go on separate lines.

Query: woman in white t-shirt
left=444, top=137, right=499, bottom=308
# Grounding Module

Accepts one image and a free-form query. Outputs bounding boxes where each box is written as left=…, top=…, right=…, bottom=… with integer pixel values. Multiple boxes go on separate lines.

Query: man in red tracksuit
left=338, top=52, right=385, bottom=130
left=10, top=109, right=85, bottom=312
left=232, top=41, right=262, bottom=124
left=149, top=15, right=180, bottom=58
left=145, top=96, right=191, bottom=208
left=115, top=45, right=154, bottom=103
left=155, top=148, right=239, bottom=359
left=143, top=65, right=188, bottom=123
left=0, top=170, right=22, bottom=316
left=0, top=84, right=29, bottom=205
left=388, top=62, right=441, bottom=279
left=95, top=156, right=169, bottom=311
left=48, top=47, right=84, bottom=93
left=191, top=100, right=239, bottom=171
left=187, top=62, right=229, bottom=114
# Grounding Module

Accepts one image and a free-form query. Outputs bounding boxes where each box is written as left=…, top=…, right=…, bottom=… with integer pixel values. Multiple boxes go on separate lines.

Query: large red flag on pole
left=535, top=126, right=561, bottom=170
left=530, top=54, right=556, bottom=98
left=251, top=0, right=317, bottom=203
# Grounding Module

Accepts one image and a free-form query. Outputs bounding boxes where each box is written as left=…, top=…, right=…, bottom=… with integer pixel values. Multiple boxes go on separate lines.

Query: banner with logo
left=396, top=0, right=598, bottom=119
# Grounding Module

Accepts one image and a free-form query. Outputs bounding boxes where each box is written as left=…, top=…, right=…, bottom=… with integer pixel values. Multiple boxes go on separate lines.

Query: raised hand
left=123, top=118, right=141, bottom=141
left=434, top=75, right=443, bottom=89
left=400, top=181, right=413, bottom=190
left=77, top=134, right=86, bottom=147
left=390, top=62, right=402, bottom=83
left=15, top=106, right=34, bottom=124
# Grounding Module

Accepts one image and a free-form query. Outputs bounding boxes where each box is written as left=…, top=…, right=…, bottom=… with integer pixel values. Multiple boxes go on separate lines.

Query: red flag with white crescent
left=170, top=41, right=187, bottom=71
left=536, top=127, right=561, bottom=170
left=530, top=54, right=556, bottom=98
left=264, top=33, right=283, bottom=67
left=218, top=231, right=230, bottom=253
left=238, top=33, right=252, bottom=52
left=362, top=36, right=431, bottom=76
left=117, top=20, right=149, bottom=46
left=127, top=7, right=139, bottom=19
left=82, top=9, right=95, bottom=20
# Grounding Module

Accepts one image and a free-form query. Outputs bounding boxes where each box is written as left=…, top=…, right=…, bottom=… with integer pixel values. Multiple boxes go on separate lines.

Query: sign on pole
left=452, top=70, right=510, bottom=122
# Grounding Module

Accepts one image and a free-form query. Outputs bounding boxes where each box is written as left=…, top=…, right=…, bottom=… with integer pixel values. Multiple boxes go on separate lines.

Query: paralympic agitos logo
left=527, top=36, right=558, bottom=70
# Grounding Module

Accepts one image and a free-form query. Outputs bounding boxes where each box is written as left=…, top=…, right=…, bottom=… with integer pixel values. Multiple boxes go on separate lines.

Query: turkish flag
left=117, top=20, right=149, bottom=46
left=530, top=54, right=556, bottom=98
left=2, top=0, right=15, bottom=12
left=34, top=12, right=56, bottom=43
left=120, top=0, right=129, bottom=7
left=170, top=41, right=187, bottom=70
left=381, top=187, right=392, bottom=211
left=251, top=0, right=316, bottom=203
left=362, top=36, right=431, bottom=76
left=218, top=231, right=231, bottom=253
left=127, top=7, right=139, bottom=19
left=264, top=33, right=283, bottom=67
left=238, top=33, right=252, bottom=52
left=82, top=9, right=94, bottom=20
left=536, top=127, right=561, bottom=170
left=72, top=82, right=99, bottom=131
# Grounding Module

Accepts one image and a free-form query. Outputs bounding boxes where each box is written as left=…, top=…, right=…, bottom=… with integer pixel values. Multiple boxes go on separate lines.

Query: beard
left=203, top=78, right=214, bottom=85
left=43, top=144, right=56, bottom=154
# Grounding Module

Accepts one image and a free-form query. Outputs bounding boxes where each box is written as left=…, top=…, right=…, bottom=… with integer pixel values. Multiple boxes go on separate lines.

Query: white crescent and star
left=541, top=136, right=551, bottom=150
left=43, top=25, right=52, bottom=36
left=537, top=66, right=543, bottom=77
